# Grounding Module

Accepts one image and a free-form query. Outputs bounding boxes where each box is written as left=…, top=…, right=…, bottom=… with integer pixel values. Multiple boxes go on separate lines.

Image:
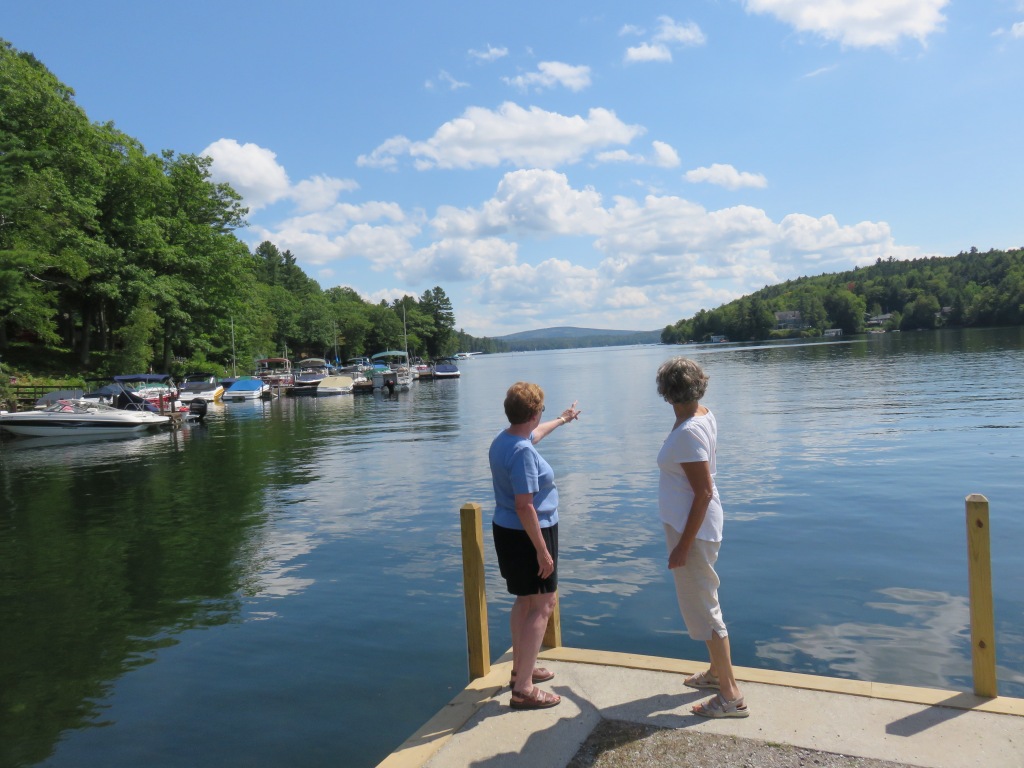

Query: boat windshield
left=44, top=399, right=118, bottom=414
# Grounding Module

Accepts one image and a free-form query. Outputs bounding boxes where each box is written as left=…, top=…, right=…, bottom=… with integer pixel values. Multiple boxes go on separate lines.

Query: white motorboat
left=315, top=375, right=355, bottom=396
left=0, top=399, right=170, bottom=437
left=432, top=361, right=461, bottom=379
left=221, top=378, right=271, bottom=402
left=178, top=374, right=224, bottom=404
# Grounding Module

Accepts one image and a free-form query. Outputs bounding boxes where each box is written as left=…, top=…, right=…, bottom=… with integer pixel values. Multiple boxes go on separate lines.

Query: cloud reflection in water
left=756, top=586, right=1024, bottom=690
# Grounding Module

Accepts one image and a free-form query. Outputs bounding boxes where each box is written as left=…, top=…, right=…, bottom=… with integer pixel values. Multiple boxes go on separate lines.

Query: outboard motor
left=189, top=398, right=208, bottom=420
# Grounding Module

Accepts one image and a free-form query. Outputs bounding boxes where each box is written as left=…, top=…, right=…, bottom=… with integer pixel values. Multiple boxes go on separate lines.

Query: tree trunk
left=162, top=316, right=173, bottom=371
left=77, top=303, right=93, bottom=367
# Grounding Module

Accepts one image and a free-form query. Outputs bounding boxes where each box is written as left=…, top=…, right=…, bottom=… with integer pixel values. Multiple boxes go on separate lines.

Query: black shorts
left=493, top=522, right=558, bottom=596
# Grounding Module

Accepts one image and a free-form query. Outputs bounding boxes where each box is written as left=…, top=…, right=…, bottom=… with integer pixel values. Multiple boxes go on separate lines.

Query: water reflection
left=1, top=329, right=1022, bottom=768
left=756, top=586, right=1024, bottom=691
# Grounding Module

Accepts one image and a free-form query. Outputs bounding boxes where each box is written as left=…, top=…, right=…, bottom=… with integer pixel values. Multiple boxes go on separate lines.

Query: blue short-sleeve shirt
left=489, top=429, right=559, bottom=530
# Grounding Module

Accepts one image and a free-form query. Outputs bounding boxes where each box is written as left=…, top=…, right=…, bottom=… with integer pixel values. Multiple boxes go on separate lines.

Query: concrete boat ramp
left=376, top=647, right=1023, bottom=768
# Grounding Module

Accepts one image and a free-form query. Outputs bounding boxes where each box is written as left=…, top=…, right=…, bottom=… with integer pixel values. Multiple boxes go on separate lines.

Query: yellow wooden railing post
left=460, top=502, right=490, bottom=681
left=965, top=493, right=997, bottom=697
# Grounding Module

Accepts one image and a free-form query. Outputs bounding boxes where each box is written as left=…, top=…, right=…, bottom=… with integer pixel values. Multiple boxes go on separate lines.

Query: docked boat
left=0, top=399, right=170, bottom=437
left=112, top=374, right=181, bottom=410
left=178, top=373, right=224, bottom=404
left=432, top=360, right=461, bottom=379
left=316, top=374, right=356, bottom=396
left=412, top=360, right=432, bottom=380
left=370, top=350, right=414, bottom=392
left=337, top=357, right=371, bottom=374
left=221, top=378, right=271, bottom=402
left=255, top=358, right=294, bottom=387
left=291, top=358, right=331, bottom=395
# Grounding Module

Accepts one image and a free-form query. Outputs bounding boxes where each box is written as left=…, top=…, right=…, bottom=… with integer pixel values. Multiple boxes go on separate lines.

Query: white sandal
left=692, top=693, right=749, bottom=718
left=684, top=669, right=720, bottom=690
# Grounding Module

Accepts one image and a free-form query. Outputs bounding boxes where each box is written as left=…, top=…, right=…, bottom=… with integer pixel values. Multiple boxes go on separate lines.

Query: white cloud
left=744, top=0, right=949, bottom=48
left=203, top=139, right=357, bottom=212
left=399, top=237, right=518, bottom=282
left=482, top=258, right=605, bottom=313
left=277, top=201, right=409, bottom=235
left=625, top=42, right=672, bottom=63
left=431, top=169, right=608, bottom=238
left=468, top=44, right=508, bottom=61
left=504, top=61, right=592, bottom=92
left=356, top=136, right=412, bottom=170
left=802, top=64, right=839, bottom=78
left=653, top=15, right=706, bottom=46
left=358, top=102, right=644, bottom=170
left=596, top=149, right=647, bottom=164
left=202, top=139, right=291, bottom=209
left=685, top=163, right=768, bottom=190
left=625, top=15, right=706, bottom=63
left=426, top=70, right=469, bottom=90
left=240, top=155, right=920, bottom=335
left=1012, top=21, right=1024, bottom=38
left=595, top=141, right=680, bottom=168
left=291, top=176, right=360, bottom=213
left=253, top=202, right=420, bottom=269
left=651, top=141, right=681, bottom=168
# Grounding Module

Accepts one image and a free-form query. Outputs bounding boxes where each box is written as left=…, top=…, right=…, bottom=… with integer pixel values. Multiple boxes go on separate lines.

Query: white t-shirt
left=657, top=410, right=724, bottom=541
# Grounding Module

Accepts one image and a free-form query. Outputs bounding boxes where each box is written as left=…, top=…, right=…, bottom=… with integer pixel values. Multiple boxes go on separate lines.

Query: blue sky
left=6, top=1, right=1024, bottom=335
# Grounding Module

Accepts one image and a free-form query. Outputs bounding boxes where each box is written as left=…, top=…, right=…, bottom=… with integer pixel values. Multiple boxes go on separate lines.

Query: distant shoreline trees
left=662, top=248, right=1024, bottom=344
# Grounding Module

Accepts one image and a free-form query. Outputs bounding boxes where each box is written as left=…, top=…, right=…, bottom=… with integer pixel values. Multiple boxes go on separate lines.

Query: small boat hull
left=0, top=400, right=170, bottom=437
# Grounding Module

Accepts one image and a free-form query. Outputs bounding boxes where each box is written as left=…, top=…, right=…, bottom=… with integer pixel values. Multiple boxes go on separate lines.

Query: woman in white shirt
left=656, top=356, right=748, bottom=718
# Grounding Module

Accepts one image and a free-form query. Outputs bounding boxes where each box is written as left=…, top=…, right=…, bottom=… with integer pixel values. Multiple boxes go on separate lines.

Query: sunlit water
left=2, top=328, right=1022, bottom=768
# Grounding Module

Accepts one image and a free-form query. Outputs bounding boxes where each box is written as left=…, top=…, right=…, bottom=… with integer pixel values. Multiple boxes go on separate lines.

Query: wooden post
left=542, top=590, right=562, bottom=649
left=460, top=502, right=490, bottom=681
left=965, top=494, right=997, bottom=697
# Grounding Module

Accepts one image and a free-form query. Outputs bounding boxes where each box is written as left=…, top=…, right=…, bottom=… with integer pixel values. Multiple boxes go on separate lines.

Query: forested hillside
left=0, top=40, right=464, bottom=376
left=662, top=248, right=1024, bottom=343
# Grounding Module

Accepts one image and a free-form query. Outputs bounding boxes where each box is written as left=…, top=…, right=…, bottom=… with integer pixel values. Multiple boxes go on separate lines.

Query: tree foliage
left=662, top=249, right=1024, bottom=343
left=0, top=40, right=468, bottom=375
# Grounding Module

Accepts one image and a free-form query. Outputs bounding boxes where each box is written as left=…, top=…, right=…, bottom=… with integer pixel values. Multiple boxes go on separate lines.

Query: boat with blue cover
left=221, top=378, right=271, bottom=402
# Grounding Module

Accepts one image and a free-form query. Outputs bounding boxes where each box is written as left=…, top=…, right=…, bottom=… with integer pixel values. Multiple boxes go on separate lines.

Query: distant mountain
left=494, top=326, right=657, bottom=341
left=488, top=326, right=662, bottom=351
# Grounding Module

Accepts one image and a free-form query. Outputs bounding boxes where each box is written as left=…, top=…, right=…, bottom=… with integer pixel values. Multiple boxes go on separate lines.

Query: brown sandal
left=510, top=687, right=561, bottom=710
left=509, top=667, right=555, bottom=686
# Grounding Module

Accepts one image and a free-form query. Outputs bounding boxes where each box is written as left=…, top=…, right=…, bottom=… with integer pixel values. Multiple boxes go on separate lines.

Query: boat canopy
left=371, top=350, right=408, bottom=359
left=226, top=379, right=266, bottom=392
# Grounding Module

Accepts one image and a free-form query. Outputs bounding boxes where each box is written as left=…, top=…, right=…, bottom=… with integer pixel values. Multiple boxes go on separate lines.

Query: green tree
left=324, top=286, right=371, bottom=360
left=901, top=294, right=941, bottom=330
left=823, top=290, right=866, bottom=334
left=418, top=286, right=456, bottom=357
left=364, top=302, right=405, bottom=353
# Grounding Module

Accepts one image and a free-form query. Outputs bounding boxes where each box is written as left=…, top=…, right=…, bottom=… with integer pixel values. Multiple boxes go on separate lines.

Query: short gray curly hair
left=656, top=357, right=709, bottom=404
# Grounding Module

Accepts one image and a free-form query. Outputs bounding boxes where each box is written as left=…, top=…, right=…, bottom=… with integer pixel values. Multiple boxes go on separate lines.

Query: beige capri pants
left=663, top=523, right=728, bottom=642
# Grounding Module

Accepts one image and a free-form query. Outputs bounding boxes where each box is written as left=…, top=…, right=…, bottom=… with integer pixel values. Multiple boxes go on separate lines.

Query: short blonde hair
left=656, top=357, right=708, bottom=404
left=504, top=382, right=544, bottom=425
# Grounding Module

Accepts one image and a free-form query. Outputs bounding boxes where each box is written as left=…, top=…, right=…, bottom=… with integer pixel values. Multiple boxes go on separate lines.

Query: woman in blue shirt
left=489, top=382, right=580, bottom=710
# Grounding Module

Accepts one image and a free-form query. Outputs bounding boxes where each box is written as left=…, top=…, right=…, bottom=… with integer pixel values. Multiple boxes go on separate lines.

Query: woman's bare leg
left=510, top=593, right=556, bottom=695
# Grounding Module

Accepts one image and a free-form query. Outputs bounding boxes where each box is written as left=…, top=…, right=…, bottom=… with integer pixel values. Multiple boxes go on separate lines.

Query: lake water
left=2, top=327, right=1022, bottom=768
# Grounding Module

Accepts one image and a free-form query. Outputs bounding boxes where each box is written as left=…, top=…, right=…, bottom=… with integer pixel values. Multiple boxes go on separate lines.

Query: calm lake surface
left=2, top=327, right=1023, bottom=768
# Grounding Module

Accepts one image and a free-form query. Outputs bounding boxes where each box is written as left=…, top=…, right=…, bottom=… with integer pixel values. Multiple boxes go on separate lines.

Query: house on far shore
left=867, top=312, right=894, bottom=327
left=774, top=310, right=804, bottom=330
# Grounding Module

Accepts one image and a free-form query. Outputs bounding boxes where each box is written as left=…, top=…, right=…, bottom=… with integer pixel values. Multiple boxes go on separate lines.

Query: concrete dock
left=376, top=646, right=1024, bottom=768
